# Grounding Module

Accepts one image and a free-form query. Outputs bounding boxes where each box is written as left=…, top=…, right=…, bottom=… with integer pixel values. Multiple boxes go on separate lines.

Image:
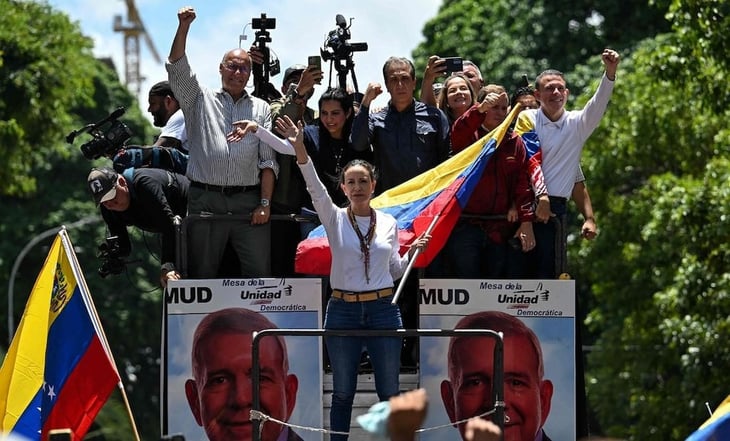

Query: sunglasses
left=222, top=62, right=250, bottom=74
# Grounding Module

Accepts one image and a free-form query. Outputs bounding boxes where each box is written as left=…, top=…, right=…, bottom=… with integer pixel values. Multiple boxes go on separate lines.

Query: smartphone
left=442, top=57, right=463, bottom=74
left=308, top=55, right=322, bottom=84
left=308, top=55, right=321, bottom=71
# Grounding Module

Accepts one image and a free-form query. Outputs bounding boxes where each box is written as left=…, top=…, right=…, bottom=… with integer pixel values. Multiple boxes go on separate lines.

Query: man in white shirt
left=148, top=80, right=188, bottom=152
left=516, top=48, right=620, bottom=279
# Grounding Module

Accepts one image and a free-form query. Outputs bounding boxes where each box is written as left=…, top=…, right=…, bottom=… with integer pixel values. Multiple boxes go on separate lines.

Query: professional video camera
left=249, top=13, right=282, bottom=102
left=320, top=14, right=368, bottom=93
left=320, top=14, right=368, bottom=62
left=66, top=107, right=132, bottom=160
left=97, top=236, right=126, bottom=278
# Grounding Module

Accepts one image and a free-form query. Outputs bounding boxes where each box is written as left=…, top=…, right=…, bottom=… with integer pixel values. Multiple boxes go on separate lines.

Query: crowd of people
left=85, top=5, right=621, bottom=440
left=88, top=11, right=619, bottom=286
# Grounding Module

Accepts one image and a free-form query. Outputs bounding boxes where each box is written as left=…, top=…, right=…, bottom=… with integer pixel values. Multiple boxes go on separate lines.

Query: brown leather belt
left=331, top=288, right=394, bottom=302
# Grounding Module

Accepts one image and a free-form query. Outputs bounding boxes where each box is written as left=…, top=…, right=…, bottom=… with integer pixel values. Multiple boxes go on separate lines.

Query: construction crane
left=113, top=0, right=162, bottom=97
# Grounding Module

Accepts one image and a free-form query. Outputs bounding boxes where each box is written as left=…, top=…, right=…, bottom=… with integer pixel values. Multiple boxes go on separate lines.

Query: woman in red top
left=438, top=85, right=536, bottom=278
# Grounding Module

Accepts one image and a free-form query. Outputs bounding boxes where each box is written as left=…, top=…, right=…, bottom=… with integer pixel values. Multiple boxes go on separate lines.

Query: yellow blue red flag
left=295, top=105, right=522, bottom=275
left=686, top=395, right=730, bottom=441
left=0, top=230, right=120, bottom=440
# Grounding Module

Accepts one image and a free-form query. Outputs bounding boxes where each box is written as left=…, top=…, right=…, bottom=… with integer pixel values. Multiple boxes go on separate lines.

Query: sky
left=46, top=0, right=444, bottom=113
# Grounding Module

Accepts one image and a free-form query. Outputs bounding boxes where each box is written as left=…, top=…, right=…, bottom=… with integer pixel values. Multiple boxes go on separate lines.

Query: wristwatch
left=260, top=198, right=270, bottom=207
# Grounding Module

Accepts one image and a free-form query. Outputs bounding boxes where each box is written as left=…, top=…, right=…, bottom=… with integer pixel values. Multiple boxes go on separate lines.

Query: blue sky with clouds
left=46, top=0, right=443, bottom=110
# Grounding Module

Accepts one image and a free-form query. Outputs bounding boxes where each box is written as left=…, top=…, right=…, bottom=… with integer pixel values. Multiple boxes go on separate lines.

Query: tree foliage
left=665, top=0, right=730, bottom=112
left=1, top=1, right=163, bottom=439
left=412, top=0, right=670, bottom=94
left=577, top=34, right=730, bottom=438
left=0, top=0, right=96, bottom=196
left=414, top=0, right=730, bottom=439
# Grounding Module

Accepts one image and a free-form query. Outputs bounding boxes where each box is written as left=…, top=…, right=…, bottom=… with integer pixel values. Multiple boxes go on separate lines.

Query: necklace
left=347, top=206, right=377, bottom=284
left=331, top=140, right=345, bottom=175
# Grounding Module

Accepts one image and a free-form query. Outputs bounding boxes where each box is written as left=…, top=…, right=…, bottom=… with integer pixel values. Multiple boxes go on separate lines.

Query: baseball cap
left=148, top=80, right=174, bottom=99
left=87, top=168, right=118, bottom=205
left=283, top=64, right=307, bottom=86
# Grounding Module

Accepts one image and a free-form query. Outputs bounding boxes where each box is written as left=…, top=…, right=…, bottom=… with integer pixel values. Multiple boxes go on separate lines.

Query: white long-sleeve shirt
left=521, top=74, right=615, bottom=198
left=297, top=158, right=409, bottom=291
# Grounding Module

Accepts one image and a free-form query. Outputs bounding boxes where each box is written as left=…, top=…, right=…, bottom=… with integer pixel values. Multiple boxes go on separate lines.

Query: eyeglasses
left=222, top=62, right=250, bottom=74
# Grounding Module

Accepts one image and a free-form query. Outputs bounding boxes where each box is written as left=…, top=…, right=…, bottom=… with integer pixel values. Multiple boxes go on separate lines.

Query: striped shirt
left=166, top=55, right=278, bottom=186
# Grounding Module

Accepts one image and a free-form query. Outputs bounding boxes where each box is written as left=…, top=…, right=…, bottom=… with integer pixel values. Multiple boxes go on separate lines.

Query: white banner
left=164, top=277, right=323, bottom=441
left=419, top=279, right=576, bottom=441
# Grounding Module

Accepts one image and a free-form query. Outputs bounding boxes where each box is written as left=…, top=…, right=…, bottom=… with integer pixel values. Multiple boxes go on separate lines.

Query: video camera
left=320, top=14, right=368, bottom=94
left=250, top=13, right=282, bottom=102
left=320, top=14, right=368, bottom=62
left=66, top=107, right=132, bottom=160
left=97, top=236, right=126, bottom=278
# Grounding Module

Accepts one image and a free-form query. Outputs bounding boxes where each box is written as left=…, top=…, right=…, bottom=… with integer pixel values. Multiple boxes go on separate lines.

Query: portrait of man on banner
left=165, top=302, right=322, bottom=441
left=419, top=297, right=576, bottom=441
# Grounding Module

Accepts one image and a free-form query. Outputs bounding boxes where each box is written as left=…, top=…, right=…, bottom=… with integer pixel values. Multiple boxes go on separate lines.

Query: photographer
left=87, top=167, right=189, bottom=287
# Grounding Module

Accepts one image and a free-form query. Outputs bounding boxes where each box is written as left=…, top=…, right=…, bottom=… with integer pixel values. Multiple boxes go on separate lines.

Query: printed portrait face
left=441, top=334, right=553, bottom=441
left=185, top=332, right=297, bottom=441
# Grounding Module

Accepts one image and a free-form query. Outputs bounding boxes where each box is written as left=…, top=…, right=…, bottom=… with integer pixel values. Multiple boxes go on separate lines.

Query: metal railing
left=174, top=212, right=567, bottom=279
left=250, top=328, right=505, bottom=441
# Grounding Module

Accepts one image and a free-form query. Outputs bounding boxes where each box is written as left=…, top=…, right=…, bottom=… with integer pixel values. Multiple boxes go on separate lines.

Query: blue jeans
left=324, top=295, right=403, bottom=441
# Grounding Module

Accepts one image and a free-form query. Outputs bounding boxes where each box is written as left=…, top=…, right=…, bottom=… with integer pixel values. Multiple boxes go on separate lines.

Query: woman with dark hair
left=232, top=114, right=431, bottom=440
left=302, top=88, right=371, bottom=207
left=286, top=115, right=430, bottom=441
left=230, top=88, right=370, bottom=237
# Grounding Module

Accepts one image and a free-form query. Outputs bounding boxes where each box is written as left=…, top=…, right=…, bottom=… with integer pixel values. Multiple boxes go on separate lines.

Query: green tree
left=665, top=0, right=730, bottom=112
left=0, top=0, right=96, bottom=196
left=412, top=0, right=670, bottom=94
left=1, top=1, right=163, bottom=439
left=576, top=36, right=730, bottom=439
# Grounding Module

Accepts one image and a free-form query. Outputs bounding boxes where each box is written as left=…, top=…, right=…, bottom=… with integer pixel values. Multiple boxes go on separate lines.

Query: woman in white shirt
left=228, top=115, right=430, bottom=440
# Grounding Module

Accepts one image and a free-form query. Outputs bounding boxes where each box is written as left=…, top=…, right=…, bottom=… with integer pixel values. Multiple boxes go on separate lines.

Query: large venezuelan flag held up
left=295, top=104, right=522, bottom=275
left=0, top=229, right=120, bottom=440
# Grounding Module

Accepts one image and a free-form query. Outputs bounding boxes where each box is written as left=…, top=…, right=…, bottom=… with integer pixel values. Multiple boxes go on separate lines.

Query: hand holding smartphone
left=442, top=57, right=463, bottom=74
left=308, top=55, right=322, bottom=84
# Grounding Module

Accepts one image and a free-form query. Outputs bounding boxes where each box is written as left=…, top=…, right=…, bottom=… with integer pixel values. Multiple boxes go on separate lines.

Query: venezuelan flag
left=295, top=105, right=522, bottom=275
left=686, top=395, right=730, bottom=441
left=0, top=230, right=120, bottom=440
left=514, top=110, right=542, bottom=161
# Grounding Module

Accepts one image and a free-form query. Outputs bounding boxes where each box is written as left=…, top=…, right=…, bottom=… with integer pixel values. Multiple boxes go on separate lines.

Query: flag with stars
left=0, top=229, right=121, bottom=440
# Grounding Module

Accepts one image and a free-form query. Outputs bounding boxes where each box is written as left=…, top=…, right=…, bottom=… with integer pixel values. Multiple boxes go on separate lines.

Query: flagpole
left=392, top=215, right=440, bottom=305
left=59, top=228, right=142, bottom=441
